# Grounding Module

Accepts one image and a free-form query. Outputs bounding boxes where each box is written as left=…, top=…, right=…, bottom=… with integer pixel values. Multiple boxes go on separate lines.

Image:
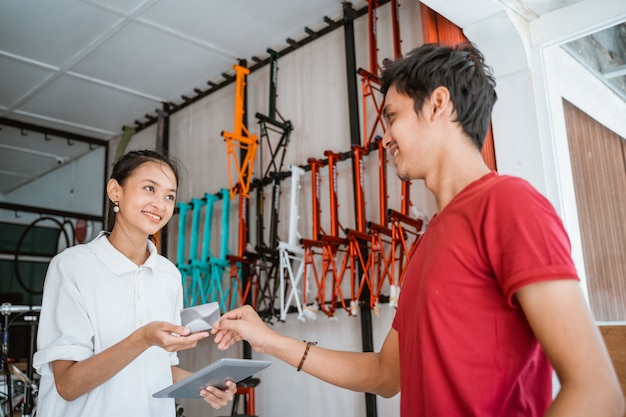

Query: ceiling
left=0, top=0, right=364, bottom=197
left=0, top=0, right=623, bottom=202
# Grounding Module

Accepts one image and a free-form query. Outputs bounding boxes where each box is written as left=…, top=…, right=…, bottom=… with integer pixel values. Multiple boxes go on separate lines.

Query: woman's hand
left=199, top=380, right=237, bottom=409
left=137, top=321, right=209, bottom=352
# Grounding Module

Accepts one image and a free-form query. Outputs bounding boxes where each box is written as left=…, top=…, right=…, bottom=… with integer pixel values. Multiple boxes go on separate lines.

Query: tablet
left=153, top=358, right=271, bottom=398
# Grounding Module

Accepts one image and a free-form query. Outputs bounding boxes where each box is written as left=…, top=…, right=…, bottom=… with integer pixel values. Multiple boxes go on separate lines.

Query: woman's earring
left=113, top=201, right=120, bottom=213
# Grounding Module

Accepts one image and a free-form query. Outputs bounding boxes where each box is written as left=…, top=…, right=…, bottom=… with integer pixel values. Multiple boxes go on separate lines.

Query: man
left=212, top=43, right=624, bottom=416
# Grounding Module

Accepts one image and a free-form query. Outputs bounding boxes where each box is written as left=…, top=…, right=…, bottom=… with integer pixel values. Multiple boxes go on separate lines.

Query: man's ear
left=106, top=178, right=120, bottom=202
left=429, top=86, right=452, bottom=120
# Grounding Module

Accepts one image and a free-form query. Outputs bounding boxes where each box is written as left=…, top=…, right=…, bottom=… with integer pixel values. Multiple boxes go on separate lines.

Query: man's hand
left=211, top=305, right=278, bottom=353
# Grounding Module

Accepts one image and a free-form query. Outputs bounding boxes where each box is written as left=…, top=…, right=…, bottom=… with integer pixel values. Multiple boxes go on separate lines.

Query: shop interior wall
left=115, top=1, right=428, bottom=416
left=1, top=146, right=106, bottom=315
left=563, top=99, right=626, bottom=322
left=2, top=147, right=105, bottom=216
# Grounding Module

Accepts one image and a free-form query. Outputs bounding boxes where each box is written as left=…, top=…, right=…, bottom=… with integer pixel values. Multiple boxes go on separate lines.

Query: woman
left=34, top=150, right=235, bottom=416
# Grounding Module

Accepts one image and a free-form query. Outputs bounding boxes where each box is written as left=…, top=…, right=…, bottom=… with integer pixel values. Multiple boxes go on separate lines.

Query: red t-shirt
left=392, top=172, right=579, bottom=416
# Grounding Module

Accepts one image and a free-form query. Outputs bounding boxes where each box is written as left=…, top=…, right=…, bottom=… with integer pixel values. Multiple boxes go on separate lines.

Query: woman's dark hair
left=380, top=42, right=497, bottom=150
left=105, top=150, right=180, bottom=232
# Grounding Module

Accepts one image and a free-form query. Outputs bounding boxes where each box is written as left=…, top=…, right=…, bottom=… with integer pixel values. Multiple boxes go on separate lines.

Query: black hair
left=380, top=42, right=497, bottom=150
left=105, top=150, right=180, bottom=232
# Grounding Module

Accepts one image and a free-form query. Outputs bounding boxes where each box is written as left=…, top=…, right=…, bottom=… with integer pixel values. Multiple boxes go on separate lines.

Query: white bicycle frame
left=278, top=165, right=307, bottom=321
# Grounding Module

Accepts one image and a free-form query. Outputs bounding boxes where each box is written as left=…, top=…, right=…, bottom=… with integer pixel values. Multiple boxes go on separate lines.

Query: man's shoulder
left=487, top=173, right=543, bottom=199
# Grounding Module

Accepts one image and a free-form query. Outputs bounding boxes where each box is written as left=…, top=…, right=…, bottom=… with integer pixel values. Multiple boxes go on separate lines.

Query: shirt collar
left=90, top=231, right=158, bottom=275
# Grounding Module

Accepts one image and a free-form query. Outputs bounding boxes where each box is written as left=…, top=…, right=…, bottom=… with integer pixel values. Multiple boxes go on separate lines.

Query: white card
left=180, top=302, right=221, bottom=333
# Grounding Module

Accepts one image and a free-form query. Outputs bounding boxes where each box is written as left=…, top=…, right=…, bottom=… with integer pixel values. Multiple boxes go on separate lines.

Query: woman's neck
left=107, top=228, right=150, bottom=266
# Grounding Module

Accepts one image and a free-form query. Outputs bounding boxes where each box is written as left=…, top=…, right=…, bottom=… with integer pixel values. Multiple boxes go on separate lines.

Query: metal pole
left=22, top=315, right=38, bottom=417
left=267, top=49, right=280, bottom=121
left=160, top=103, right=171, bottom=256
left=240, top=59, right=253, bottom=361
left=343, top=3, right=377, bottom=416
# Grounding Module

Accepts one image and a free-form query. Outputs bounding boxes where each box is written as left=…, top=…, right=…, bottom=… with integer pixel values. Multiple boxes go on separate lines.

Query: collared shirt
left=34, top=231, right=183, bottom=417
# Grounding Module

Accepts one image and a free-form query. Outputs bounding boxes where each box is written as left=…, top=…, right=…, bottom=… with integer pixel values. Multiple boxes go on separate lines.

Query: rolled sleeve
left=34, top=254, right=95, bottom=374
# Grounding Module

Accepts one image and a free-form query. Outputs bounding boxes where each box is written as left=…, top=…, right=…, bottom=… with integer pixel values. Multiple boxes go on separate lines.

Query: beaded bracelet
left=297, top=340, right=317, bottom=372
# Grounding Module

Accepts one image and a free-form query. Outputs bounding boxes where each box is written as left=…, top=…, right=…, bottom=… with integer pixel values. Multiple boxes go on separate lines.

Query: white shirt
left=33, top=232, right=183, bottom=417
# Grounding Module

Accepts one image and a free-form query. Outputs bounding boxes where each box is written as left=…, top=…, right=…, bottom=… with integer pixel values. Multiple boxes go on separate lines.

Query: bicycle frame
left=222, top=64, right=258, bottom=199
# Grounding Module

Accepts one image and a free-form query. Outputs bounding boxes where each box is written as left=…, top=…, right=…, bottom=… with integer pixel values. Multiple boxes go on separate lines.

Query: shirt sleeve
left=33, top=252, right=96, bottom=375
left=482, top=177, right=579, bottom=306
